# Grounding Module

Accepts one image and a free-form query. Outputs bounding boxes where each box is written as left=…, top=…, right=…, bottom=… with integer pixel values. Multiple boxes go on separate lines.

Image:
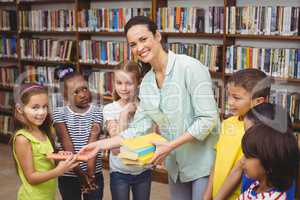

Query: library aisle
left=0, top=143, right=170, bottom=200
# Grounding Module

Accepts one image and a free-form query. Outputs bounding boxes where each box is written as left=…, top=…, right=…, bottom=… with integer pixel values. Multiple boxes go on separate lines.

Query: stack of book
left=118, top=133, right=167, bottom=166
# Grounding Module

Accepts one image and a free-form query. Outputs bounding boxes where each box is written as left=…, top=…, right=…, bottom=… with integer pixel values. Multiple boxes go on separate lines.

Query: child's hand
left=55, top=154, right=79, bottom=176
left=123, top=102, right=137, bottom=115
left=78, top=141, right=101, bottom=159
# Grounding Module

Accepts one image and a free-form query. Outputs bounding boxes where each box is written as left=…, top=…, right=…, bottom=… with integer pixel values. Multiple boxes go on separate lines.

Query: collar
left=150, top=50, right=176, bottom=76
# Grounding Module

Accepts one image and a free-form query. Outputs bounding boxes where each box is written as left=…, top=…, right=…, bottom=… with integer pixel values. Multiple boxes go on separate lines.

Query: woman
left=80, top=16, right=220, bottom=200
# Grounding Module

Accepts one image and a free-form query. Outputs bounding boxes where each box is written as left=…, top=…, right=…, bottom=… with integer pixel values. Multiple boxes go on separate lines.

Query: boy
left=52, top=71, right=104, bottom=200
left=203, top=68, right=271, bottom=200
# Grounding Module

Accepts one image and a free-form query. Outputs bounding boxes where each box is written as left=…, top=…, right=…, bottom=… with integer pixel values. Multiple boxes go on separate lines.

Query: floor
left=0, top=143, right=170, bottom=200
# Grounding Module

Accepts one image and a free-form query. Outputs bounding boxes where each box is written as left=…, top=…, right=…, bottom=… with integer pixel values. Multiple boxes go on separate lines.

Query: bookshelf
left=0, top=0, right=299, bottom=185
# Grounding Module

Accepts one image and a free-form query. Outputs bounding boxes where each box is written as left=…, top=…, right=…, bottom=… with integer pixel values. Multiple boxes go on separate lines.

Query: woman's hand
left=149, top=141, right=173, bottom=166
left=78, top=141, right=102, bottom=159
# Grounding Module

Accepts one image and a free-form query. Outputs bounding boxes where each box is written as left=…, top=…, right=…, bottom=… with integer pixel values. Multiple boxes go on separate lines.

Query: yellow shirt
left=213, top=116, right=244, bottom=200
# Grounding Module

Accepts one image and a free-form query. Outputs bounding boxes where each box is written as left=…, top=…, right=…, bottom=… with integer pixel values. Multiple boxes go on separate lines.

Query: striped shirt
left=52, top=104, right=103, bottom=177
left=238, top=181, right=287, bottom=200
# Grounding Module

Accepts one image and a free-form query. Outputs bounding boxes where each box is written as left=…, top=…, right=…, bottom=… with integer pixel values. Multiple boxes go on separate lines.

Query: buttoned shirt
left=122, top=50, right=220, bottom=182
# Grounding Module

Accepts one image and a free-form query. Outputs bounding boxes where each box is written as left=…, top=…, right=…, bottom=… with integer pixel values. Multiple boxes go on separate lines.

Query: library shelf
left=0, top=57, right=18, bottom=62
left=0, top=30, right=17, bottom=35
left=78, top=31, right=125, bottom=36
left=20, top=59, right=75, bottom=65
left=0, top=133, right=11, bottom=144
left=19, top=31, right=77, bottom=36
left=226, top=34, right=300, bottom=41
left=0, top=85, right=14, bottom=91
left=79, top=62, right=121, bottom=69
left=161, top=32, right=224, bottom=38
left=17, top=0, right=75, bottom=5
left=0, top=108, right=13, bottom=115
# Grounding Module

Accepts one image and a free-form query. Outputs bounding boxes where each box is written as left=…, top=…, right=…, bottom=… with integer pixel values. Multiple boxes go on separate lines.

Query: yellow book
left=121, top=152, right=155, bottom=166
left=121, top=133, right=167, bottom=151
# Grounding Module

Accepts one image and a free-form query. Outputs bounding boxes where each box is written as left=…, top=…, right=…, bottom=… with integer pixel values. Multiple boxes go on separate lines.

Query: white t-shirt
left=103, top=101, right=149, bottom=175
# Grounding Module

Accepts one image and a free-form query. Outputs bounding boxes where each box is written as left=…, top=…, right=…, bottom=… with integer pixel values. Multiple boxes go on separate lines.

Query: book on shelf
left=168, top=42, right=222, bottom=72
left=0, top=10, right=17, bottom=31
left=225, top=46, right=300, bottom=79
left=0, top=91, right=13, bottom=110
left=78, top=7, right=151, bottom=32
left=0, top=115, right=14, bottom=135
left=79, top=40, right=131, bottom=65
left=157, top=6, right=224, bottom=33
left=0, top=35, right=17, bottom=59
left=19, top=9, right=76, bottom=32
left=20, top=39, right=74, bottom=62
left=118, top=133, right=167, bottom=166
left=87, top=70, right=114, bottom=97
left=226, top=6, right=300, bottom=36
left=0, top=66, right=18, bottom=87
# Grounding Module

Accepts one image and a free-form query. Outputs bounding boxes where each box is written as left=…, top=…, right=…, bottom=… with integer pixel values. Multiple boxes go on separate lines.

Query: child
left=238, top=123, right=299, bottom=199
left=13, top=83, right=78, bottom=200
left=103, top=61, right=152, bottom=200
left=242, top=103, right=296, bottom=200
left=203, top=68, right=271, bottom=200
left=52, top=71, right=104, bottom=200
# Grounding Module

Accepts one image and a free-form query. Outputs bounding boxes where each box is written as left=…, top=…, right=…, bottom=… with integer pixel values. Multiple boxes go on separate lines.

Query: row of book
left=226, top=46, right=300, bottom=79
left=87, top=70, right=114, bottom=97
left=270, top=91, right=300, bottom=123
left=0, top=10, right=17, bottom=31
left=24, top=65, right=58, bottom=87
left=79, top=40, right=132, bottom=65
left=0, top=115, right=13, bottom=135
left=78, top=8, right=151, bottom=32
left=227, top=6, right=300, bottom=36
left=0, top=36, right=17, bottom=58
left=168, top=42, right=222, bottom=72
left=0, top=67, right=18, bottom=87
left=0, top=91, right=13, bottom=110
left=20, top=39, right=74, bottom=61
left=19, top=9, right=76, bottom=32
left=157, top=7, right=224, bottom=33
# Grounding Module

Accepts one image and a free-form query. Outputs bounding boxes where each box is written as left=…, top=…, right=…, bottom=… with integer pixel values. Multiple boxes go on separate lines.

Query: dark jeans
left=110, top=170, right=152, bottom=200
left=58, top=173, right=104, bottom=200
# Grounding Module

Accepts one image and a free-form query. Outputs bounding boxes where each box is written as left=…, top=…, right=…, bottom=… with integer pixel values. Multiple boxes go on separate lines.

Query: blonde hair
left=112, top=61, right=142, bottom=101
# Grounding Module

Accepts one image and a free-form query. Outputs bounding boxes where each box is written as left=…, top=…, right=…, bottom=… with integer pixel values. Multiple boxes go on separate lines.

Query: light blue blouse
left=122, top=50, right=220, bottom=182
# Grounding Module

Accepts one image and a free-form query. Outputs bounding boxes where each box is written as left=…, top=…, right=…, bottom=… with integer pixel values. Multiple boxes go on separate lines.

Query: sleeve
left=185, top=59, right=220, bottom=141
left=103, top=103, right=117, bottom=123
left=93, top=105, right=103, bottom=125
left=121, top=104, right=154, bottom=139
left=52, top=107, right=64, bottom=123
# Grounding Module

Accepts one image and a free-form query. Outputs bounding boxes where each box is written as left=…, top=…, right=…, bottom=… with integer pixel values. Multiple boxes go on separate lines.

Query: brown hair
left=112, top=61, right=142, bottom=101
left=13, top=83, right=54, bottom=148
left=228, top=69, right=271, bottom=99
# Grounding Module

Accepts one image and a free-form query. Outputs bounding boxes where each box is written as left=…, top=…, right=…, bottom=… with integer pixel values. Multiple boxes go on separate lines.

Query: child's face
left=241, top=156, right=266, bottom=181
left=227, top=83, right=253, bottom=117
left=114, top=70, right=138, bottom=101
left=22, top=93, right=48, bottom=127
left=65, top=76, right=91, bottom=109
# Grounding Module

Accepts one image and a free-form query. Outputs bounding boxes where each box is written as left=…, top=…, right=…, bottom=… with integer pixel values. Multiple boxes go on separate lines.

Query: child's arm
left=14, top=135, right=78, bottom=185
left=86, top=122, right=101, bottom=178
left=214, top=159, right=244, bottom=200
left=54, top=122, right=87, bottom=177
left=203, top=164, right=214, bottom=200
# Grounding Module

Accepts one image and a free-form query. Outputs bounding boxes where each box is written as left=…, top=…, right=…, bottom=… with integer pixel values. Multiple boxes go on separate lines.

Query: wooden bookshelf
left=79, top=62, right=121, bottom=69
left=0, top=133, right=11, bottom=144
left=0, top=108, right=13, bottom=115
left=226, top=34, right=300, bottom=41
left=162, top=32, right=224, bottom=38
left=19, top=31, right=77, bottom=36
left=0, top=30, right=17, bottom=35
left=78, top=31, right=125, bottom=36
left=0, top=85, right=14, bottom=91
left=20, top=59, right=75, bottom=65
left=17, top=0, right=74, bottom=5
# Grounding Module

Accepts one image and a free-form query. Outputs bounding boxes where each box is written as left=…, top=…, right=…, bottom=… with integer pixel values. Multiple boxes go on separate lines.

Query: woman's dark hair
left=242, top=123, right=299, bottom=191
left=244, top=103, right=292, bottom=133
left=124, top=16, right=167, bottom=76
left=13, top=83, right=54, bottom=148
